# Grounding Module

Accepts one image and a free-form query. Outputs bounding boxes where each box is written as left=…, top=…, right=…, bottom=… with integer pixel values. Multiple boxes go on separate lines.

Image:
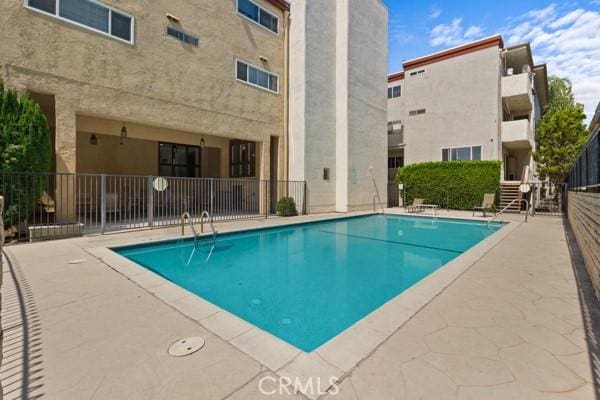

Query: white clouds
left=429, top=5, right=441, bottom=19
left=430, top=18, right=484, bottom=46
left=504, top=4, right=600, bottom=123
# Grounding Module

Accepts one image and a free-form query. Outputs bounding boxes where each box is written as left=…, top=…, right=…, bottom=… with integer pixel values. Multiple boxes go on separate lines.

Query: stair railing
left=488, top=199, right=529, bottom=225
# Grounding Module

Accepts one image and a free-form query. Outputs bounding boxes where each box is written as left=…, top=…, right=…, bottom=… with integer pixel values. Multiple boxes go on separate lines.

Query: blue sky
left=384, top=0, right=600, bottom=123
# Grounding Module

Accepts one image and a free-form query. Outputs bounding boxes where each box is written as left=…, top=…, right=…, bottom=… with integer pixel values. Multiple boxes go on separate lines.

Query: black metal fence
left=568, top=132, right=599, bottom=191
left=0, top=172, right=306, bottom=241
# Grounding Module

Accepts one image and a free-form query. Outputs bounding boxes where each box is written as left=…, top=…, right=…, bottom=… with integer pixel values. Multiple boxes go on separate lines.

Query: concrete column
left=53, top=97, right=77, bottom=222
left=54, top=96, right=77, bottom=174
left=259, top=140, right=271, bottom=215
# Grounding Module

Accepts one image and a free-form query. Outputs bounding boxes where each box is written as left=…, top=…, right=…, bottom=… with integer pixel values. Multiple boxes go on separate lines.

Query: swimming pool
left=115, top=214, right=502, bottom=351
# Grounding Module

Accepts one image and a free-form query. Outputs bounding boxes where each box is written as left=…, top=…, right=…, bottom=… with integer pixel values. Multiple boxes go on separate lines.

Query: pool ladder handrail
left=181, top=211, right=218, bottom=260
left=487, top=199, right=529, bottom=226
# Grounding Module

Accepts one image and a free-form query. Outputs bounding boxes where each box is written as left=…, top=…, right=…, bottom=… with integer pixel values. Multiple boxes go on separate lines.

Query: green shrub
left=276, top=196, right=297, bottom=216
left=396, top=160, right=501, bottom=210
left=0, top=81, right=52, bottom=228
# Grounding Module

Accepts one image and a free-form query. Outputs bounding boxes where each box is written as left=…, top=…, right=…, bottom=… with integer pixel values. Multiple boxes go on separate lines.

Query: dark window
left=111, top=11, right=131, bottom=41
left=408, top=109, right=426, bottom=116
left=27, top=0, right=133, bottom=43
left=237, top=0, right=278, bottom=34
left=28, top=0, right=55, bottom=14
left=59, top=0, right=110, bottom=33
left=230, top=140, right=256, bottom=177
left=238, top=0, right=259, bottom=21
left=236, top=60, right=279, bottom=93
left=167, top=27, right=199, bottom=47
left=237, top=61, right=248, bottom=81
left=388, top=156, right=404, bottom=169
left=442, top=146, right=482, bottom=161
left=442, top=148, right=450, bottom=161
left=388, top=85, right=401, bottom=99
left=159, top=142, right=200, bottom=177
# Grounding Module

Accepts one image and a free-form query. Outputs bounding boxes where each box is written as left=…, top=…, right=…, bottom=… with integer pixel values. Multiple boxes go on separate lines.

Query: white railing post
left=100, top=174, right=106, bottom=233
left=147, top=176, right=154, bottom=228
left=210, top=178, right=214, bottom=217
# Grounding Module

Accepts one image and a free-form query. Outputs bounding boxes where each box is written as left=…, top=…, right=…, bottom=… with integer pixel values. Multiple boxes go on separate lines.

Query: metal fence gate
left=0, top=172, right=306, bottom=241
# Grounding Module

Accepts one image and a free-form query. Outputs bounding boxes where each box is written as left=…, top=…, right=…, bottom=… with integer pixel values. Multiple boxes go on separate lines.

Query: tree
left=0, top=81, right=53, bottom=228
left=533, top=76, right=587, bottom=185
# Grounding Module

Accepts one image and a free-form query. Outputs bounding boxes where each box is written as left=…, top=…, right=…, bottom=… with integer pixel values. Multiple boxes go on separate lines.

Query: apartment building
left=0, top=0, right=388, bottom=214
left=387, top=35, right=548, bottom=186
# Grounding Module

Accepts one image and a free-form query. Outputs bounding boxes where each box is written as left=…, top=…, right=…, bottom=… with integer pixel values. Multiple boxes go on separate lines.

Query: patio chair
left=473, top=193, right=496, bottom=217
left=406, top=198, right=424, bottom=213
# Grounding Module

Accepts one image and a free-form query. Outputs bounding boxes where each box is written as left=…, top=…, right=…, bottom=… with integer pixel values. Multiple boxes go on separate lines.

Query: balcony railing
left=501, top=73, right=533, bottom=113
left=501, top=119, right=534, bottom=149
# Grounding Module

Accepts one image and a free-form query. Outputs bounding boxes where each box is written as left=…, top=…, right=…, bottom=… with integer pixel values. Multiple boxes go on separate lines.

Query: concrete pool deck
left=1, top=210, right=598, bottom=399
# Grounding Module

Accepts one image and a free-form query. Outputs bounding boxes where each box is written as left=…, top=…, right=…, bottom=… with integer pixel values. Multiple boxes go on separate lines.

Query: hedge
left=276, top=196, right=298, bottom=216
left=396, top=160, right=501, bottom=210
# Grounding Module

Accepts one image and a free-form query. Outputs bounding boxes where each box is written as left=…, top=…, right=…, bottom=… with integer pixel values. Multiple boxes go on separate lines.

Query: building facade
left=288, top=0, right=388, bottom=212
left=387, top=36, right=548, bottom=185
left=0, top=0, right=389, bottom=214
left=1, top=0, right=290, bottom=181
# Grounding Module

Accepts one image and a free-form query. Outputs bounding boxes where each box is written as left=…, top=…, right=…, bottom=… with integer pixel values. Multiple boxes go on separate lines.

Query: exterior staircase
left=500, top=182, right=521, bottom=213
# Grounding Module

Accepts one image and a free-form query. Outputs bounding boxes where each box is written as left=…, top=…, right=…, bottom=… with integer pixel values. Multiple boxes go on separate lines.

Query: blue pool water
left=115, top=214, right=501, bottom=351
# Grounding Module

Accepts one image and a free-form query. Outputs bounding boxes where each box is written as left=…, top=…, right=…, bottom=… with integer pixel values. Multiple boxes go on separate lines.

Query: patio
left=1, top=210, right=597, bottom=399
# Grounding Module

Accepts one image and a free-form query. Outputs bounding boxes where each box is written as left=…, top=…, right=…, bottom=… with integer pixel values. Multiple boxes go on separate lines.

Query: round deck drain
left=168, top=337, right=205, bottom=357
left=68, top=259, right=86, bottom=264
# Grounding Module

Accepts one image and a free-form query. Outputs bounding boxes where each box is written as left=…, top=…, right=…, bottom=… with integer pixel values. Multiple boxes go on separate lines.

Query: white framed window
left=387, top=85, right=401, bottom=99
left=408, top=109, right=426, bottom=116
left=442, top=145, right=482, bottom=161
left=25, top=0, right=134, bottom=44
left=236, top=59, right=279, bottom=94
left=409, top=69, right=425, bottom=76
left=236, top=0, right=279, bottom=35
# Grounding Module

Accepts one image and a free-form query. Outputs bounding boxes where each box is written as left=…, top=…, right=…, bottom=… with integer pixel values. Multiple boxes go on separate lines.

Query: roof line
left=265, top=0, right=290, bottom=11
left=388, top=71, right=405, bottom=82
left=401, top=34, right=504, bottom=70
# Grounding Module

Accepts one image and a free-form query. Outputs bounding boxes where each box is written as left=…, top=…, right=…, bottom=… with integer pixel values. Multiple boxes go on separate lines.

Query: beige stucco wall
left=289, top=0, right=388, bottom=213
left=388, top=45, right=503, bottom=165
left=0, top=0, right=286, bottom=180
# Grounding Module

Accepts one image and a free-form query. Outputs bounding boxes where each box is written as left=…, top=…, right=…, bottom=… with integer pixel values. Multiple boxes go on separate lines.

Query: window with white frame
left=167, top=27, right=199, bottom=47
left=387, top=85, right=401, bottom=99
left=409, top=69, right=425, bottom=76
left=25, top=0, right=133, bottom=43
left=237, top=0, right=279, bottom=34
left=236, top=60, right=279, bottom=93
left=442, top=146, right=482, bottom=161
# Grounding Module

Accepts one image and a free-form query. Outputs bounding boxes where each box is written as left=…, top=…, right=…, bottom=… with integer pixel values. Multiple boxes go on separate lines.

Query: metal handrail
left=181, top=212, right=199, bottom=247
left=487, top=199, right=529, bottom=225
left=368, top=167, right=385, bottom=215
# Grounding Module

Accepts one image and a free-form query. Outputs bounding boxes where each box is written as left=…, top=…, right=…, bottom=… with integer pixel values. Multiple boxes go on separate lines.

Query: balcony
left=501, top=119, right=534, bottom=149
left=501, top=73, right=533, bottom=114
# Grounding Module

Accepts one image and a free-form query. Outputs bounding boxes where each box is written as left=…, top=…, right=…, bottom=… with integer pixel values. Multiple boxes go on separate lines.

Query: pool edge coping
left=83, top=212, right=517, bottom=399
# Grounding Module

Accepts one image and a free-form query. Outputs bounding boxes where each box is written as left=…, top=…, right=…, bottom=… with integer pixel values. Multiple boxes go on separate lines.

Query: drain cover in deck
left=168, top=337, right=205, bottom=357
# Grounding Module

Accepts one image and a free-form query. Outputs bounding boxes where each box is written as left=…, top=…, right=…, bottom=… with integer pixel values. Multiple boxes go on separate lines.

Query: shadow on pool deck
left=563, top=218, right=600, bottom=400
left=1, top=252, right=45, bottom=400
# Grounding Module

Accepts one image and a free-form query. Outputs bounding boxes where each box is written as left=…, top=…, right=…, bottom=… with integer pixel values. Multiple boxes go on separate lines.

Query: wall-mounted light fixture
left=259, top=55, right=269, bottom=63
left=90, top=133, right=98, bottom=145
left=200, top=137, right=205, bottom=147
left=166, top=13, right=180, bottom=23
left=120, top=124, right=128, bottom=145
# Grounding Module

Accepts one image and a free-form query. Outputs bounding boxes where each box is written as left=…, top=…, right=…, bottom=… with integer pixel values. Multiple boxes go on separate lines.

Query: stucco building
left=387, top=36, right=548, bottom=205
left=0, top=0, right=388, bottom=215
